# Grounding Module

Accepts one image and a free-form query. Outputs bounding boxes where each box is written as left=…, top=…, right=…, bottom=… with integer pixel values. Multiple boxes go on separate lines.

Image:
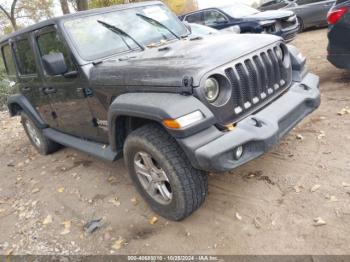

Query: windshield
left=221, top=4, right=259, bottom=18
left=64, top=4, right=188, bottom=60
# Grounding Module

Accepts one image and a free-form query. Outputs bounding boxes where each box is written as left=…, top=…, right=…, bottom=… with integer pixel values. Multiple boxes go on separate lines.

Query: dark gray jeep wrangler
left=1, top=1, right=320, bottom=220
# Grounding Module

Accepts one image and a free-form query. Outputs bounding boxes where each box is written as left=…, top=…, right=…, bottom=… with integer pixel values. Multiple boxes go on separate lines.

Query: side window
left=185, top=12, right=204, bottom=24
left=203, top=10, right=228, bottom=26
left=1, top=44, right=17, bottom=76
left=13, top=38, right=37, bottom=75
left=37, top=30, right=75, bottom=73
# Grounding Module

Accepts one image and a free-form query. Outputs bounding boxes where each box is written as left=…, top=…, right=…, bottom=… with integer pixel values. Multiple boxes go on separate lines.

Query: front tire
left=21, top=112, right=61, bottom=155
left=297, top=17, right=304, bottom=33
left=124, top=124, right=208, bottom=221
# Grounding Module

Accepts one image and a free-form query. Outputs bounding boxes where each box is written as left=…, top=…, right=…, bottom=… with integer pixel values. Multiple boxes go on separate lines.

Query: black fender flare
left=107, top=93, right=215, bottom=151
left=7, top=94, right=48, bottom=129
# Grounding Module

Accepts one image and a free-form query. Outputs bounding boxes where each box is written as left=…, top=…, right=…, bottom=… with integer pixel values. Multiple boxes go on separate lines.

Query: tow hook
left=300, top=83, right=311, bottom=91
left=251, top=117, right=264, bottom=128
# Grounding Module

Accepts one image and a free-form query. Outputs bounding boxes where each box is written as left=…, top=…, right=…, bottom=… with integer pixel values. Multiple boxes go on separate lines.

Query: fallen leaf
left=342, top=182, right=350, bottom=187
left=131, top=197, right=138, bottom=206
left=310, top=185, right=321, bottom=192
left=61, top=220, right=71, bottom=235
left=57, top=187, right=65, bottom=193
left=31, top=188, right=40, bottom=194
left=42, top=215, right=53, bottom=225
left=108, top=197, right=120, bottom=207
left=111, top=237, right=125, bottom=250
left=326, top=195, right=338, bottom=202
left=235, top=212, right=242, bottom=221
left=296, top=134, right=304, bottom=140
left=149, top=216, right=158, bottom=225
left=337, top=106, right=350, bottom=116
left=317, top=131, right=326, bottom=140
left=314, top=217, right=326, bottom=226
left=294, top=185, right=303, bottom=193
left=107, top=176, right=116, bottom=182
left=5, top=248, right=13, bottom=255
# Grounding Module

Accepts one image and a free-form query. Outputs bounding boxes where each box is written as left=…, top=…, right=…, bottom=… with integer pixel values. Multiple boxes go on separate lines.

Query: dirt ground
left=0, top=28, right=350, bottom=256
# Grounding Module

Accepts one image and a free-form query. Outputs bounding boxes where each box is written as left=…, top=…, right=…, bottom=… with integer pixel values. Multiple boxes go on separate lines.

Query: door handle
left=21, top=86, right=31, bottom=93
left=43, top=87, right=57, bottom=94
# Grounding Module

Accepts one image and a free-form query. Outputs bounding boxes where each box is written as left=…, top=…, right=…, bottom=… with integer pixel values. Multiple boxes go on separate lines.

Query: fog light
left=233, top=146, right=244, bottom=160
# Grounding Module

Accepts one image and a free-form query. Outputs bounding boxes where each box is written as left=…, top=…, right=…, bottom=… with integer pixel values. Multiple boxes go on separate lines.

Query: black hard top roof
left=0, top=1, right=162, bottom=43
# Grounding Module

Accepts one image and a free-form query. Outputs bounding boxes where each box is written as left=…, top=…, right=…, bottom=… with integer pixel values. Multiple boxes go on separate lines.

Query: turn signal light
left=163, top=111, right=204, bottom=129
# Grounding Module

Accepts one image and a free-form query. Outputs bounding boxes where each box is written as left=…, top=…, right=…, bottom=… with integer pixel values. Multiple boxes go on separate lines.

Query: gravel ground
left=0, top=28, right=350, bottom=255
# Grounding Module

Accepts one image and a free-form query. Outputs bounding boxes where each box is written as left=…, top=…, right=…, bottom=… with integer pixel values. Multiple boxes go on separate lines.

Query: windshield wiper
left=97, top=20, right=145, bottom=51
left=136, top=13, right=181, bottom=40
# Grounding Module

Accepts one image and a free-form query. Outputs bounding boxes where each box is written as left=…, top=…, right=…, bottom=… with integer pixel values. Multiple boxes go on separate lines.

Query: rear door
left=295, top=0, right=334, bottom=25
left=34, top=26, right=98, bottom=140
left=315, top=0, right=336, bottom=24
left=11, top=34, right=58, bottom=128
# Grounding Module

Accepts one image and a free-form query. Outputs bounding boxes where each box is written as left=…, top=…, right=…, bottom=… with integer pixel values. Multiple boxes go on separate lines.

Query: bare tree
left=0, top=0, right=19, bottom=30
left=60, top=0, right=70, bottom=14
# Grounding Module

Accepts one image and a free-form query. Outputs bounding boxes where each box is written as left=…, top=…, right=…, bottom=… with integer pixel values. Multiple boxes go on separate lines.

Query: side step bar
left=43, top=128, right=119, bottom=162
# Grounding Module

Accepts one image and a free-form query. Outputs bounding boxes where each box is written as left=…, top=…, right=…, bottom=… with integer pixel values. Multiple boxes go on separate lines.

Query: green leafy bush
left=0, top=59, right=15, bottom=110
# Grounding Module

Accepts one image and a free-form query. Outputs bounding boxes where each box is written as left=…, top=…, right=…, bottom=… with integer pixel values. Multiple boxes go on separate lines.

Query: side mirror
left=42, top=52, right=68, bottom=76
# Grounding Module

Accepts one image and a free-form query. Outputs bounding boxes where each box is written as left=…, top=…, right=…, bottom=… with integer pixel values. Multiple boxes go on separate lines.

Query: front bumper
left=178, top=72, right=320, bottom=173
left=276, top=25, right=299, bottom=43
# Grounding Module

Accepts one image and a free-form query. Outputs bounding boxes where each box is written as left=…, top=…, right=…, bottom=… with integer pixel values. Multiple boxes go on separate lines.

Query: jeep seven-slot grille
left=225, top=46, right=290, bottom=116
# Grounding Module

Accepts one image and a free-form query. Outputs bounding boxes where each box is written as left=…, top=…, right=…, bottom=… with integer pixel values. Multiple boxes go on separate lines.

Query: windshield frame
left=61, top=3, right=189, bottom=63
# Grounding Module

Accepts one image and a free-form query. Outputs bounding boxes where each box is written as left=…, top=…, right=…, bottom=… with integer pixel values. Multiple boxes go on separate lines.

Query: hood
left=243, top=10, right=295, bottom=21
left=90, top=33, right=280, bottom=88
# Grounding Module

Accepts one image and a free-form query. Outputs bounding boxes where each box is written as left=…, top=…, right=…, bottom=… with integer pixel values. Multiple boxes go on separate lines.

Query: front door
left=34, top=26, right=98, bottom=140
left=203, top=10, right=229, bottom=30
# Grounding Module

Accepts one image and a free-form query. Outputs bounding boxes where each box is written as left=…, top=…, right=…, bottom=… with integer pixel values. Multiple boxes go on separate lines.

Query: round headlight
left=204, top=78, right=220, bottom=103
left=275, top=45, right=284, bottom=61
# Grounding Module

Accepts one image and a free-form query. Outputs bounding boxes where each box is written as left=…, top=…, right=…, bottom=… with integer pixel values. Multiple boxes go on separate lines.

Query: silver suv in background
left=258, top=0, right=335, bottom=31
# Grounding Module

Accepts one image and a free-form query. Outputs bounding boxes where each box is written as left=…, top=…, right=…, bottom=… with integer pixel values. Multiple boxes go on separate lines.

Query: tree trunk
left=76, top=0, right=88, bottom=11
left=60, top=0, right=70, bottom=14
left=0, top=0, right=18, bottom=31
left=10, top=17, right=17, bottom=30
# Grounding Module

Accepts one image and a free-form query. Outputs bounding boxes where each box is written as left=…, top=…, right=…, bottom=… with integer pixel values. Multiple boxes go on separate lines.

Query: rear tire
left=21, top=112, right=61, bottom=155
left=124, top=124, right=208, bottom=221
